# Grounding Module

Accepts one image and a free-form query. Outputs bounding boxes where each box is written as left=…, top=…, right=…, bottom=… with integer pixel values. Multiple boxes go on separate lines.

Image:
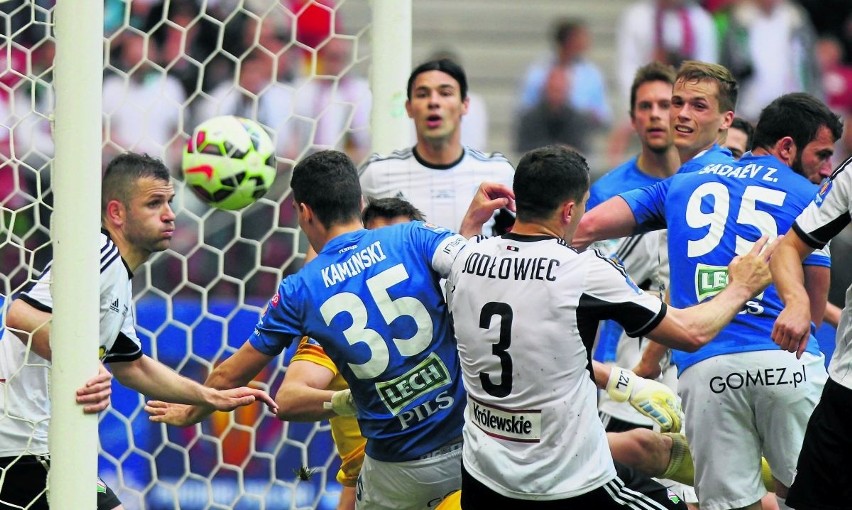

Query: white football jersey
left=792, top=160, right=852, bottom=390
left=595, top=230, right=677, bottom=425
left=358, top=146, right=515, bottom=234
left=447, top=233, right=667, bottom=499
left=0, top=231, right=143, bottom=457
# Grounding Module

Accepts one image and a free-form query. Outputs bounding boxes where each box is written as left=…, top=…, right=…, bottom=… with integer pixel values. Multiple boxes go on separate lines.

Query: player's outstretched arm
left=145, top=341, right=276, bottom=425
left=75, top=363, right=113, bottom=414
left=594, top=361, right=682, bottom=433
left=275, top=359, right=348, bottom=421
left=649, top=235, right=776, bottom=352
left=118, top=343, right=276, bottom=425
left=771, top=231, right=818, bottom=358
left=572, top=196, right=637, bottom=250
left=459, top=181, right=515, bottom=238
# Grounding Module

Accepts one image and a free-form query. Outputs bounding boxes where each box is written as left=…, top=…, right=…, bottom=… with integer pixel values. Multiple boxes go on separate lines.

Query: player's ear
left=461, top=95, right=470, bottom=116
left=719, top=110, right=735, bottom=132
left=777, top=136, right=796, bottom=164
left=105, top=199, right=125, bottom=227
left=561, top=201, right=575, bottom=224
left=297, top=201, right=314, bottom=223
left=405, top=99, right=414, bottom=119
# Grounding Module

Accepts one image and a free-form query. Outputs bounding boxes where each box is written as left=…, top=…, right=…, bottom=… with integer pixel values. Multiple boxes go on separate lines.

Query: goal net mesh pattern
left=1, top=1, right=373, bottom=508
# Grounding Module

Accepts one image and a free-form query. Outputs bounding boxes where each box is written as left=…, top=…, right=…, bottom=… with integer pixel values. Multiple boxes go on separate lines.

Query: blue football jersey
left=249, top=221, right=468, bottom=461
left=621, top=153, right=831, bottom=374
left=588, top=157, right=667, bottom=362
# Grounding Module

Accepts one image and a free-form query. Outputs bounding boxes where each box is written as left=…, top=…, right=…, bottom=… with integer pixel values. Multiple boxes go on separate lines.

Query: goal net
left=0, top=0, right=381, bottom=508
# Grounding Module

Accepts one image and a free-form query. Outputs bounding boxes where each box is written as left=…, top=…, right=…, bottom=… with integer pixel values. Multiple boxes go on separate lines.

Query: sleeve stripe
left=100, top=242, right=121, bottom=273
left=613, top=234, right=644, bottom=261
left=793, top=215, right=851, bottom=250
left=18, top=294, right=52, bottom=313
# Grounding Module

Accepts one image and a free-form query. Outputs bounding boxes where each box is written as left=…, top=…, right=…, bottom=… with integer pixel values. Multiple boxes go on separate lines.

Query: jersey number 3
left=479, top=302, right=513, bottom=398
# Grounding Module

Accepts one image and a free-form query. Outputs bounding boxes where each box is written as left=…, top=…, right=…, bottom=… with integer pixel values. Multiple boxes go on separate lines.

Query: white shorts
left=356, top=440, right=462, bottom=510
left=679, top=350, right=827, bottom=510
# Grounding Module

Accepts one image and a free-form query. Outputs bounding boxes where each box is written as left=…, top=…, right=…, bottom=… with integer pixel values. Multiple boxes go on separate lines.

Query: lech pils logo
left=695, top=263, right=728, bottom=301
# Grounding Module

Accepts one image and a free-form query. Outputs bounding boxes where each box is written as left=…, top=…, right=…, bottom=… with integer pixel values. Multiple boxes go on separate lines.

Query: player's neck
left=106, top=227, right=148, bottom=272
left=315, top=219, right=366, bottom=252
left=415, top=138, right=464, bottom=167
left=637, top=146, right=680, bottom=179
left=677, top=143, right=714, bottom=164
left=510, top=220, right=563, bottom=240
left=752, top=146, right=792, bottom=167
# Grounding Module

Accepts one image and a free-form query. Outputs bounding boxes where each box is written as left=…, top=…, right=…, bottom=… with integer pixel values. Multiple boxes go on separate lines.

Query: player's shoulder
left=829, top=155, right=852, bottom=184
left=360, top=147, right=415, bottom=169
left=99, top=231, right=129, bottom=278
left=395, top=220, right=455, bottom=239
left=813, top=155, right=852, bottom=206
left=464, top=146, right=513, bottom=167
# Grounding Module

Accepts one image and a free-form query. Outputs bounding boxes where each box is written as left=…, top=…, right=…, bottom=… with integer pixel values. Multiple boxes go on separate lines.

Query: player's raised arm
left=572, top=195, right=638, bottom=250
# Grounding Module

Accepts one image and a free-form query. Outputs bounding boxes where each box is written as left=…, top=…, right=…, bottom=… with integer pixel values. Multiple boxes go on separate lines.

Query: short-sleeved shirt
left=792, top=158, right=852, bottom=390
left=447, top=233, right=666, bottom=500
left=0, top=231, right=143, bottom=457
left=621, top=152, right=831, bottom=374
left=358, top=146, right=515, bottom=234
left=250, top=221, right=469, bottom=462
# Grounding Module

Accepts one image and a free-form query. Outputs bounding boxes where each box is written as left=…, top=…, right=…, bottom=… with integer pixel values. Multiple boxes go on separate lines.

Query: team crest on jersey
left=270, top=293, right=280, bottom=309
left=814, top=178, right=832, bottom=207
left=695, top=263, right=728, bottom=301
left=421, top=222, right=447, bottom=233
left=666, top=488, right=681, bottom=504
left=601, top=255, right=641, bottom=294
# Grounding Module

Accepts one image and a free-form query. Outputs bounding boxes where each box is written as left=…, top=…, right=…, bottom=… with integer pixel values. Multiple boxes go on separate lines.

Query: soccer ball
left=182, top=115, right=277, bottom=210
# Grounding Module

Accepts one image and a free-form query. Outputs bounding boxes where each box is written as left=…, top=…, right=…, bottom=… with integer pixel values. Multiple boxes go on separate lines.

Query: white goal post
left=0, top=0, right=411, bottom=508
left=49, top=1, right=103, bottom=509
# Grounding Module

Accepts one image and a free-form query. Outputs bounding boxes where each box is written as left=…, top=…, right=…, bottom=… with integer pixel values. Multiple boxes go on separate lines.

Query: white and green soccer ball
left=182, top=115, right=277, bottom=210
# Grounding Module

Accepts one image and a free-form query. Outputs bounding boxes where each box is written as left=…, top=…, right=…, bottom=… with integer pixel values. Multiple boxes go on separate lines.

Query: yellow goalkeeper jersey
left=292, top=337, right=366, bottom=487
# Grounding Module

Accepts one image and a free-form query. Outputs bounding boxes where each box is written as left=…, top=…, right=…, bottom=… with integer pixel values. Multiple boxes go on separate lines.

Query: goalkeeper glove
left=606, top=366, right=683, bottom=433
left=322, top=389, right=357, bottom=416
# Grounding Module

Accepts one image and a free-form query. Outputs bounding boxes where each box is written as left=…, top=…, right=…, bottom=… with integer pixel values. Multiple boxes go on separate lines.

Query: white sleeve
left=431, top=234, right=471, bottom=278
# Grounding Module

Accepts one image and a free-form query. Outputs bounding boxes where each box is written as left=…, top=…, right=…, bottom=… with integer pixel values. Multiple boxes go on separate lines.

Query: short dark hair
left=629, top=61, right=676, bottom=115
left=553, top=18, right=586, bottom=46
left=362, top=197, right=425, bottom=226
left=407, top=58, right=468, bottom=100
left=676, top=60, right=738, bottom=113
left=730, top=116, right=754, bottom=148
left=290, top=150, right=362, bottom=228
left=513, top=145, right=590, bottom=222
left=102, top=152, right=170, bottom=213
left=751, top=93, right=842, bottom=155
